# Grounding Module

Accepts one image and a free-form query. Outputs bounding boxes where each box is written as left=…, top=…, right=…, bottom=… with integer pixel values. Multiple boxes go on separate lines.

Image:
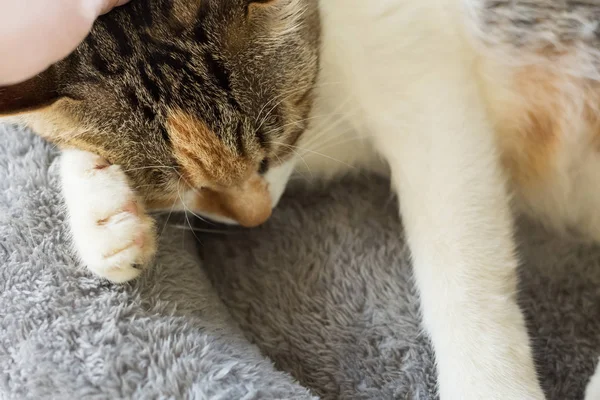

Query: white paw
left=586, top=358, right=600, bottom=400
left=60, top=149, right=156, bottom=283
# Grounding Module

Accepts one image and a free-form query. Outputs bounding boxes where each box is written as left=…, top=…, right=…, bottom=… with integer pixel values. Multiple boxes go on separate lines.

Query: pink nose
left=191, top=175, right=273, bottom=227
left=230, top=202, right=272, bottom=228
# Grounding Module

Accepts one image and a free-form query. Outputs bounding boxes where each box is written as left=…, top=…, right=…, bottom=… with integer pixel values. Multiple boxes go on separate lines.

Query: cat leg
left=60, top=149, right=156, bottom=282
left=371, top=85, right=545, bottom=399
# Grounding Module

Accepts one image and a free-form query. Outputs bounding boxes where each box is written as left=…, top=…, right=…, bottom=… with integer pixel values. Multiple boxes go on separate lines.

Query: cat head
left=0, top=0, right=319, bottom=226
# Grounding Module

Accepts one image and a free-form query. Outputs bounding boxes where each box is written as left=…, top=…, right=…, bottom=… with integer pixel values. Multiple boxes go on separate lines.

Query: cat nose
left=192, top=175, right=273, bottom=227
left=230, top=198, right=272, bottom=228
left=224, top=176, right=272, bottom=227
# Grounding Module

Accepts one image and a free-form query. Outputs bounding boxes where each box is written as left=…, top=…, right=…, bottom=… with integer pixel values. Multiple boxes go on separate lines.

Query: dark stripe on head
left=255, top=128, right=268, bottom=150
left=235, top=121, right=246, bottom=157
left=142, top=105, right=157, bottom=121
left=141, top=33, right=188, bottom=58
left=86, top=35, right=122, bottom=75
left=138, top=2, right=154, bottom=27
left=125, top=87, right=157, bottom=121
left=203, top=100, right=223, bottom=127
left=160, top=126, right=171, bottom=144
left=204, top=53, right=232, bottom=93
left=194, top=4, right=209, bottom=43
left=100, top=17, right=134, bottom=57
left=181, top=64, right=205, bottom=87
left=227, top=95, right=242, bottom=111
left=137, top=62, right=162, bottom=102
left=157, top=0, right=174, bottom=16
left=194, top=24, right=208, bottom=44
left=151, top=50, right=187, bottom=72
left=204, top=52, right=243, bottom=111
left=140, top=34, right=203, bottom=92
left=124, top=87, right=140, bottom=108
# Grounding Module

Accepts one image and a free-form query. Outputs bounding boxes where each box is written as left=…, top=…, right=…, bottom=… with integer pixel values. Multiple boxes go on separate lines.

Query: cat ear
left=0, top=68, right=61, bottom=116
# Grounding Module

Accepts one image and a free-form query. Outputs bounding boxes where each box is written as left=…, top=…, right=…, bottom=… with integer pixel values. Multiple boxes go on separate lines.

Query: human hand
left=0, top=0, right=131, bottom=86
left=98, top=0, right=131, bottom=15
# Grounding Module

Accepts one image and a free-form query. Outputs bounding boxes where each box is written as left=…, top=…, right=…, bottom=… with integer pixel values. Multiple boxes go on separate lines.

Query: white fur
left=265, top=157, right=297, bottom=207
left=289, top=0, right=545, bottom=398
left=60, top=149, right=156, bottom=283
left=587, top=360, right=600, bottom=400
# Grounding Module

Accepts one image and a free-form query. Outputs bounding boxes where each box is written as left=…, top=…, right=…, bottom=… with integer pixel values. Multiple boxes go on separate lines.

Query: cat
left=1, top=0, right=600, bottom=398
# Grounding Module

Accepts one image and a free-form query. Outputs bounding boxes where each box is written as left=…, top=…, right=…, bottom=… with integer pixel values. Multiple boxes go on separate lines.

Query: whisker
left=255, top=86, right=312, bottom=133
left=260, top=112, right=345, bottom=138
left=131, top=183, right=165, bottom=191
left=268, top=141, right=356, bottom=170
left=296, top=100, right=356, bottom=150
left=254, top=81, right=343, bottom=132
left=255, top=81, right=337, bottom=125
left=176, top=179, right=202, bottom=244
left=255, top=85, right=308, bottom=125
left=273, top=142, right=314, bottom=180
left=309, top=132, right=377, bottom=153
left=297, top=124, right=353, bottom=153
left=169, top=225, right=236, bottom=235
left=158, top=179, right=181, bottom=239
left=120, top=165, right=179, bottom=174
left=175, top=179, right=217, bottom=226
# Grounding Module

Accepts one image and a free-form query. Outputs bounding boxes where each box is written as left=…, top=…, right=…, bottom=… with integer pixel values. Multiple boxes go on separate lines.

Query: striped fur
left=0, top=0, right=320, bottom=212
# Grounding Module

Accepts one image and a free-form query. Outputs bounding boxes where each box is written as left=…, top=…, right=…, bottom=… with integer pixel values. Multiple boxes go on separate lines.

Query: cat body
left=306, top=1, right=600, bottom=240
left=304, top=2, right=600, bottom=399
left=2, top=0, right=600, bottom=398
left=300, top=2, right=545, bottom=399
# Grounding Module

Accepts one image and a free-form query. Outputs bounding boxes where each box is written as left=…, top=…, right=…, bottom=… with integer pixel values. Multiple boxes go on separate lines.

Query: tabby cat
left=2, top=0, right=600, bottom=399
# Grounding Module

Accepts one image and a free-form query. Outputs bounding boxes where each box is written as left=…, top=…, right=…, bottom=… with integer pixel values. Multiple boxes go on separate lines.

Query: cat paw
left=60, top=149, right=157, bottom=283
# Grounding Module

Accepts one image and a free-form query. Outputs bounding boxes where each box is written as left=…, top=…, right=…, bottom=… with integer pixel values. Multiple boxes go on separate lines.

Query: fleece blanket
left=0, top=123, right=599, bottom=400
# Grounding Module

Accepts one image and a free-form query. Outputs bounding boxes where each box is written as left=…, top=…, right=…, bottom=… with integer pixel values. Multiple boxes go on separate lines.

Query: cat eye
left=258, top=158, right=270, bottom=175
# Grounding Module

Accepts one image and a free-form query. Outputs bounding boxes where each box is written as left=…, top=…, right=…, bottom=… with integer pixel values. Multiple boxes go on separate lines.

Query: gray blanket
left=0, top=124, right=599, bottom=400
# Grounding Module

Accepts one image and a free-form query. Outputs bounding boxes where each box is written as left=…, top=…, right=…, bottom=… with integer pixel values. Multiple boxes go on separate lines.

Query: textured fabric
left=0, top=125, right=314, bottom=400
left=0, top=124, right=599, bottom=400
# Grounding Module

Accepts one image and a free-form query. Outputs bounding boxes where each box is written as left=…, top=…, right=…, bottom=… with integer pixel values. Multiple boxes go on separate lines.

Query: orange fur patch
left=167, top=110, right=272, bottom=227
left=485, top=60, right=600, bottom=187
left=167, top=109, right=252, bottom=187
left=496, top=66, right=561, bottom=185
